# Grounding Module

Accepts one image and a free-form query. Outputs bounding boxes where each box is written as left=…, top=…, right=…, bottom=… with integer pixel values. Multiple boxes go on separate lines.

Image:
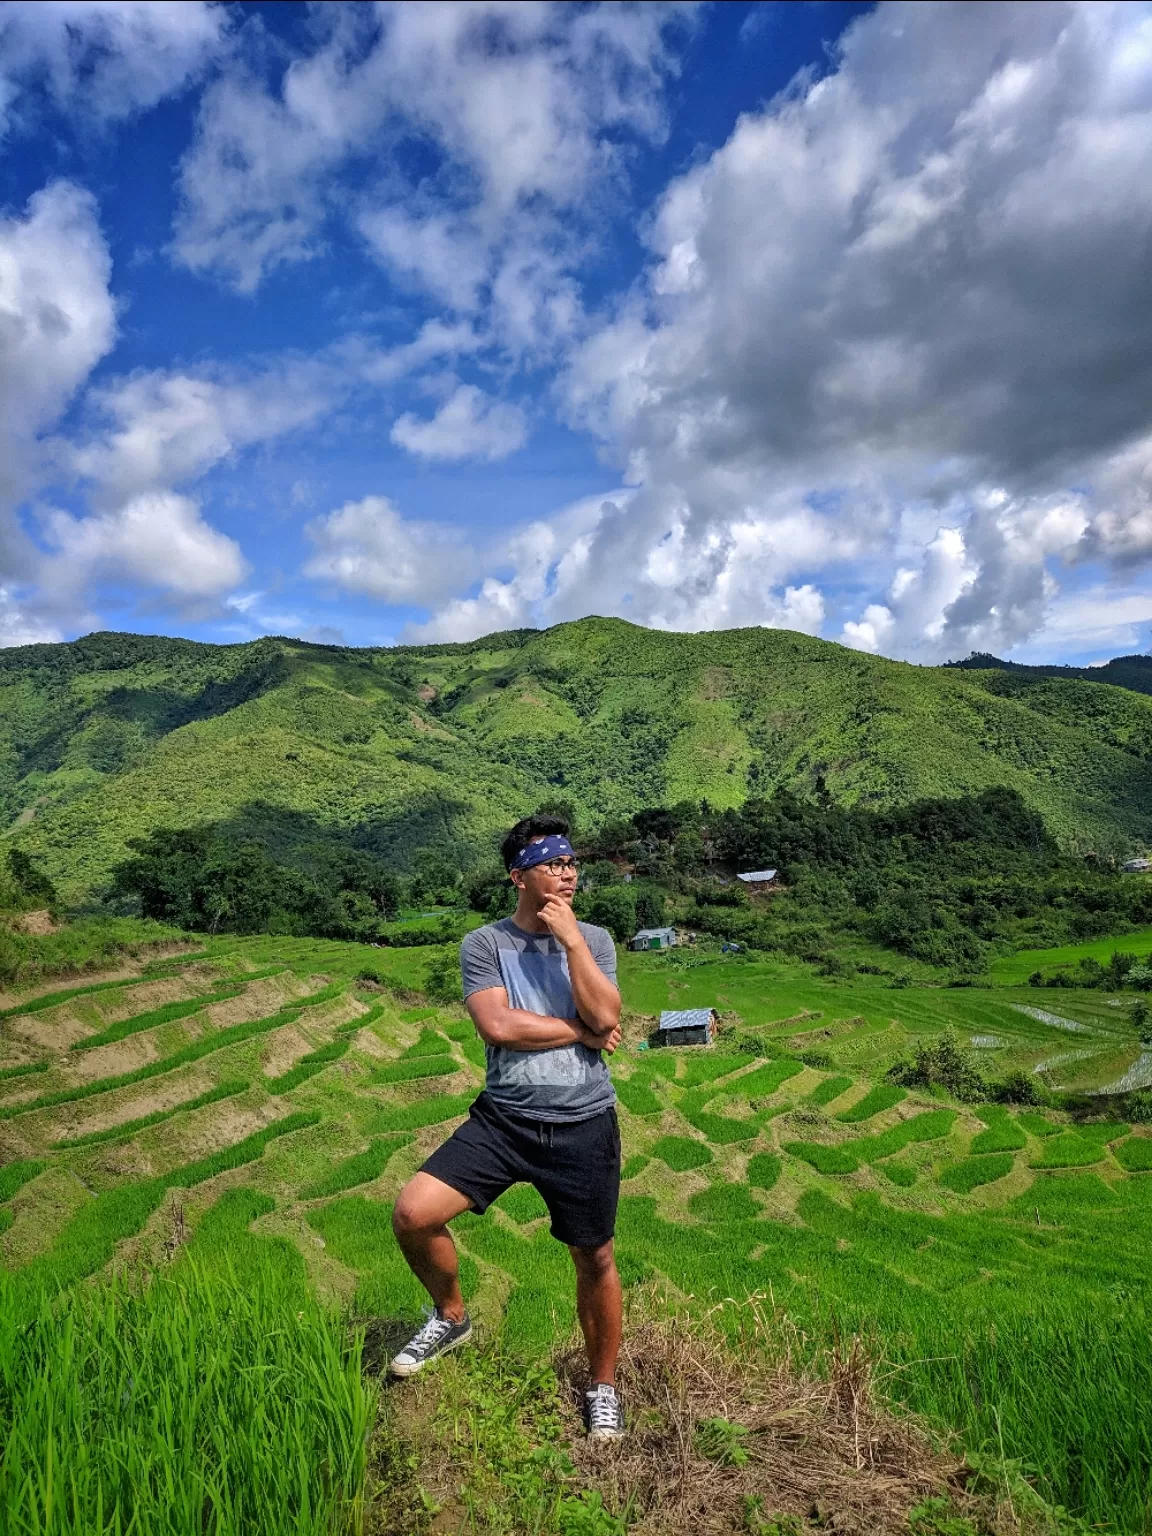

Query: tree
left=582, top=886, right=636, bottom=943
left=634, top=886, right=665, bottom=930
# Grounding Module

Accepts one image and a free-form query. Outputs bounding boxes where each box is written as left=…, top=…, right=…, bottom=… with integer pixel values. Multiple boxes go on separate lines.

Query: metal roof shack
left=1122, top=858, right=1152, bottom=873
left=655, top=1007, right=718, bottom=1047
left=630, top=926, right=677, bottom=951
left=737, top=869, right=778, bottom=886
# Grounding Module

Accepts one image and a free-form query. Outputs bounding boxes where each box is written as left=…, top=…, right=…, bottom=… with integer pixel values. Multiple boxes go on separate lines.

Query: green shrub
left=887, top=1029, right=987, bottom=1102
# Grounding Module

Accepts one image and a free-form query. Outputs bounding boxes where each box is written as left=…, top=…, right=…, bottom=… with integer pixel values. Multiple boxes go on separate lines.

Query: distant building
left=655, top=1008, right=718, bottom=1047
left=737, top=868, right=778, bottom=890
left=1122, top=858, right=1152, bottom=873
left=631, top=926, right=677, bottom=951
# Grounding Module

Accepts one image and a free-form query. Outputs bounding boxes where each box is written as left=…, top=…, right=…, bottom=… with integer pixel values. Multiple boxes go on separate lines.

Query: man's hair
left=501, top=813, right=570, bottom=872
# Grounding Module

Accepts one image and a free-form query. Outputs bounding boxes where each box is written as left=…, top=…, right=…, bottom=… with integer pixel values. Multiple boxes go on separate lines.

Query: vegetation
left=4, top=622, right=1152, bottom=912
left=4, top=907, right=1152, bottom=1530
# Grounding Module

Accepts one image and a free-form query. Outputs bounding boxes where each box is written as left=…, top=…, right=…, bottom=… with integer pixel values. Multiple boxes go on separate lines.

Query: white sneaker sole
left=388, top=1322, right=473, bottom=1377
left=587, top=1425, right=626, bottom=1441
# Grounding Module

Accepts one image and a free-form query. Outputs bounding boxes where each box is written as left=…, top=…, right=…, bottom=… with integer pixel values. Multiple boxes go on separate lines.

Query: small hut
left=737, top=868, right=778, bottom=892
left=1122, top=858, right=1152, bottom=873
left=631, top=926, right=677, bottom=951
left=655, top=1007, right=718, bottom=1047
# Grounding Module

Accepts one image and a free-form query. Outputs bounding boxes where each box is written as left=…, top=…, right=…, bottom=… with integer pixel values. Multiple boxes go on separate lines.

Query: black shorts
left=421, top=1091, right=621, bottom=1250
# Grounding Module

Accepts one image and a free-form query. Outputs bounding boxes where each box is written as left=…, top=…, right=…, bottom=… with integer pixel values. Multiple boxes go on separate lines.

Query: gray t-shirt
left=459, top=917, right=618, bottom=1123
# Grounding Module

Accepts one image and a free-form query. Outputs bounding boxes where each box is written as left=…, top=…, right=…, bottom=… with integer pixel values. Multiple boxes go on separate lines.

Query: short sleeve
left=460, top=926, right=504, bottom=998
left=584, top=924, right=618, bottom=984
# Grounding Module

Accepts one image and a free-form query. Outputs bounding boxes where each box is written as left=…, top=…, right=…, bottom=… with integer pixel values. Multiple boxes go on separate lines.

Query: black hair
left=501, top=813, right=570, bottom=872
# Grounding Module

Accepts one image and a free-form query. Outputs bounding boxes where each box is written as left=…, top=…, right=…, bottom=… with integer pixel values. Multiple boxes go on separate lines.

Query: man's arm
left=538, top=899, right=622, bottom=1038
left=466, top=987, right=610, bottom=1051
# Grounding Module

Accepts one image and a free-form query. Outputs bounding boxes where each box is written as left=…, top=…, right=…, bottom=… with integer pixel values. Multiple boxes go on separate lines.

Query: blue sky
left=2, top=1, right=1151, bottom=663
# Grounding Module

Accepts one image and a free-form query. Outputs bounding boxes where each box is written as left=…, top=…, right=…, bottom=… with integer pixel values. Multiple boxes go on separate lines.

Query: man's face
left=511, top=843, right=579, bottom=905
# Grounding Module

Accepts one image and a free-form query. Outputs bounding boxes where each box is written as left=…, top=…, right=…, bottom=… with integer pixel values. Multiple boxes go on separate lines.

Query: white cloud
left=551, top=1, right=1152, bottom=657
left=68, top=359, right=337, bottom=504
left=40, top=490, right=247, bottom=600
left=0, top=1, right=226, bottom=137
left=172, top=0, right=689, bottom=336
left=304, top=494, right=476, bottom=603
left=0, top=587, right=63, bottom=648
left=391, top=385, right=527, bottom=463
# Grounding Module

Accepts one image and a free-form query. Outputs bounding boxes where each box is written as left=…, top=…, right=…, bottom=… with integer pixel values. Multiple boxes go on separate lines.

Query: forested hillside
left=2, top=621, right=1151, bottom=902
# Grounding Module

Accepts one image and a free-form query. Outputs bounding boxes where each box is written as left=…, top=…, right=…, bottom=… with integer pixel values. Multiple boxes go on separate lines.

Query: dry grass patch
left=53, top=1072, right=217, bottom=1139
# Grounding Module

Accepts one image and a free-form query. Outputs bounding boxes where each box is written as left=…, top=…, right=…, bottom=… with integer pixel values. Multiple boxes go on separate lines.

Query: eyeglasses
left=536, top=857, right=580, bottom=876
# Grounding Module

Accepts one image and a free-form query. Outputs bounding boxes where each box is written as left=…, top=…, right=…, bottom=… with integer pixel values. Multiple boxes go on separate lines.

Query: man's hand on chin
left=538, top=894, right=583, bottom=949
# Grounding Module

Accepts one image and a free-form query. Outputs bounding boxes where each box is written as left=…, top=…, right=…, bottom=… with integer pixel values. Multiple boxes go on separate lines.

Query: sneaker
left=389, top=1310, right=473, bottom=1377
left=584, top=1382, right=625, bottom=1440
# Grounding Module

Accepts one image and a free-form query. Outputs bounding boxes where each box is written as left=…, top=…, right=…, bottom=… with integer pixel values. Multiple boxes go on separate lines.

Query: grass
left=1113, top=1136, right=1152, bottom=1172
left=614, top=1070, right=665, bottom=1116
left=299, top=1135, right=413, bottom=1200
left=805, top=1074, right=852, bottom=1106
left=746, top=1152, right=781, bottom=1191
left=369, top=1054, right=460, bottom=1085
left=69, top=985, right=244, bottom=1051
left=0, top=1159, right=45, bottom=1202
left=0, top=1260, right=372, bottom=1535
left=1030, top=1134, right=1107, bottom=1169
left=265, top=1038, right=351, bottom=1093
left=0, top=1003, right=307, bottom=1122
left=651, top=1135, right=713, bottom=1172
left=50, top=1079, right=250, bottom=1149
left=0, top=1060, right=49, bottom=1084
left=8, top=925, right=1152, bottom=1533
left=688, top=1181, right=761, bottom=1222
left=835, top=1084, right=907, bottom=1123
left=843, top=1110, right=957, bottom=1164
left=783, top=1141, right=859, bottom=1175
left=365, top=1091, right=476, bottom=1133
left=969, top=1112, right=1027, bottom=1154
left=938, top=1154, right=1016, bottom=1193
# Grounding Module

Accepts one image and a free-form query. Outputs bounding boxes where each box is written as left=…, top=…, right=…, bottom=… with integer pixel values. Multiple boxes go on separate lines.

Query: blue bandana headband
left=510, top=835, right=576, bottom=872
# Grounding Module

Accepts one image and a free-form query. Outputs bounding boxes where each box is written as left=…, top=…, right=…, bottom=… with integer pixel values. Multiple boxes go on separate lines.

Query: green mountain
left=3, top=620, right=1151, bottom=901
left=948, top=650, right=1152, bottom=696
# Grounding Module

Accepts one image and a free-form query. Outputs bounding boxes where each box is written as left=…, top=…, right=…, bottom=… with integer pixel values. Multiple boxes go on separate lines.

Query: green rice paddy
left=2, top=927, right=1151, bottom=1532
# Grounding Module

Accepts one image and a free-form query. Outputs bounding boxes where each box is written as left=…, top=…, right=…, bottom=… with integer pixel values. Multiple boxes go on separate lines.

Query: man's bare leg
left=570, top=1239, right=623, bottom=1385
left=392, top=1172, right=474, bottom=1322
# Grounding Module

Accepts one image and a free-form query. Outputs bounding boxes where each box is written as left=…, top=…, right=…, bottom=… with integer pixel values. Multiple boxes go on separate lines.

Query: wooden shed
left=655, top=1007, right=718, bottom=1047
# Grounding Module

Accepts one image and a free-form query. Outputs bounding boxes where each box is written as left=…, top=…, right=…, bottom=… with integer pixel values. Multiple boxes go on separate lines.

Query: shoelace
left=407, top=1313, right=455, bottom=1355
left=586, top=1388, right=620, bottom=1429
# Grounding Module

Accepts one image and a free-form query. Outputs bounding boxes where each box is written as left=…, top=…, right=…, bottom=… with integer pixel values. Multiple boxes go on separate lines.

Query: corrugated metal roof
left=633, top=927, right=676, bottom=940
left=659, top=1008, right=716, bottom=1029
left=737, top=869, right=777, bottom=883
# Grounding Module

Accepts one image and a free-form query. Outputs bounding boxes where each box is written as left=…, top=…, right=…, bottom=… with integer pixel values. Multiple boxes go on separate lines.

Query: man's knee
left=392, top=1185, right=431, bottom=1240
left=570, top=1238, right=616, bottom=1280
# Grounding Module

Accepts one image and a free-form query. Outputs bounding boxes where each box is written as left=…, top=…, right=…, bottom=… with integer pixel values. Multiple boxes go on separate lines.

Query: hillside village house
left=630, top=926, right=677, bottom=951
left=737, top=868, right=778, bottom=891
left=1122, top=858, right=1152, bottom=873
left=656, top=1008, right=719, bottom=1046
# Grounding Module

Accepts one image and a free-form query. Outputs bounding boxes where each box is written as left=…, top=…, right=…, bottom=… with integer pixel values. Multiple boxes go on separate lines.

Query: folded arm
left=466, top=987, right=607, bottom=1052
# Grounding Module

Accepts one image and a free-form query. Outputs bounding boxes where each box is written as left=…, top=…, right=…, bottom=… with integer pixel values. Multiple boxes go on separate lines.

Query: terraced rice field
left=2, top=931, right=1151, bottom=1532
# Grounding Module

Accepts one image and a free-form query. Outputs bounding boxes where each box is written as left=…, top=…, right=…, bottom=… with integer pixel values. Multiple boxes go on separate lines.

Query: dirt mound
left=9, top=910, right=59, bottom=936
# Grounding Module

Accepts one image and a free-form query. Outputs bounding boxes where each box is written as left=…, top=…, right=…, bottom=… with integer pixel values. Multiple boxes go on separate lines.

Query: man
left=389, top=813, right=626, bottom=1439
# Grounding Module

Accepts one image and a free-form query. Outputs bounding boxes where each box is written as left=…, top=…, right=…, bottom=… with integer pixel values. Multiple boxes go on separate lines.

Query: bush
left=887, top=1029, right=987, bottom=1102
left=581, top=886, right=636, bottom=942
